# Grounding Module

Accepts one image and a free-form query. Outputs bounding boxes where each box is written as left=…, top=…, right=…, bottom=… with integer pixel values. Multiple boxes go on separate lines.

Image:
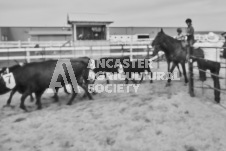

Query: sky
left=0, top=0, right=225, bottom=31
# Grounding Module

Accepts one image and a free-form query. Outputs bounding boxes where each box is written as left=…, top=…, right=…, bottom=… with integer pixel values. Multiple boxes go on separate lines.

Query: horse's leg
left=181, top=62, right=188, bottom=84
left=166, top=62, right=176, bottom=86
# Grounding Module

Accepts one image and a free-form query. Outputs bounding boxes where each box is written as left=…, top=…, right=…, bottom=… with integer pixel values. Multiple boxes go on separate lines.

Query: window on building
left=76, top=26, right=106, bottom=40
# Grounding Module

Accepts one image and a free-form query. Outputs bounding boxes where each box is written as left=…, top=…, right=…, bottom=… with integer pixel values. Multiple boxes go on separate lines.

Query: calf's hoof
left=20, top=105, right=28, bottom=112
left=165, top=83, right=171, bottom=87
left=215, top=98, right=220, bottom=104
left=37, top=105, right=42, bottom=110
left=30, top=98, right=34, bottom=102
left=67, top=102, right=72, bottom=105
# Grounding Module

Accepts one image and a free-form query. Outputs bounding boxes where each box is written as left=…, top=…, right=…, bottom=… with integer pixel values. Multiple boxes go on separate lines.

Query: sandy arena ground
left=0, top=62, right=226, bottom=151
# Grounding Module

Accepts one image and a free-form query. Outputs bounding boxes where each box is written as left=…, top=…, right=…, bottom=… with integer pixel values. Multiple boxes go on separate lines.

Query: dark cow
left=0, top=63, right=70, bottom=107
left=121, top=59, right=153, bottom=84
left=0, top=58, right=93, bottom=111
left=92, top=56, right=130, bottom=84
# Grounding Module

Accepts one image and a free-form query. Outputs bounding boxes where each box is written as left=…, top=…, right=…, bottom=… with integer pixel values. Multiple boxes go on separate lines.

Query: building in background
left=67, top=13, right=113, bottom=46
left=0, top=12, right=223, bottom=43
left=0, top=26, right=187, bottom=42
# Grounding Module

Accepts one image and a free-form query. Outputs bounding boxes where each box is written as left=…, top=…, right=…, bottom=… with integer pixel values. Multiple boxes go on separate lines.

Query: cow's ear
left=160, top=28, right=164, bottom=33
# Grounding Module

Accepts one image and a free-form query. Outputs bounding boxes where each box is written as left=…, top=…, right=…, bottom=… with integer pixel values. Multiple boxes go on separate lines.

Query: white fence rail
left=0, top=40, right=153, bottom=48
left=0, top=41, right=71, bottom=48
left=0, top=45, right=157, bottom=64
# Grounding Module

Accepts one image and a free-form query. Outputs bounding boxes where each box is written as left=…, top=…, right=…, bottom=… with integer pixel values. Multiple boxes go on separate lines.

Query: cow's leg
left=30, top=94, right=34, bottom=102
left=125, top=76, right=129, bottom=84
left=139, top=73, right=144, bottom=83
left=131, top=72, right=137, bottom=84
left=5, top=88, right=17, bottom=106
left=150, top=70, right=153, bottom=83
left=177, top=64, right=182, bottom=77
left=82, top=76, right=94, bottom=99
left=35, top=90, right=45, bottom=110
left=147, top=67, right=153, bottom=83
left=20, top=90, right=31, bottom=111
left=64, top=85, right=70, bottom=94
left=67, top=84, right=78, bottom=105
left=52, top=88, right=59, bottom=102
left=105, top=72, right=110, bottom=84
left=166, top=62, right=176, bottom=86
left=80, top=83, right=93, bottom=100
left=167, top=60, right=171, bottom=72
left=181, top=62, right=188, bottom=84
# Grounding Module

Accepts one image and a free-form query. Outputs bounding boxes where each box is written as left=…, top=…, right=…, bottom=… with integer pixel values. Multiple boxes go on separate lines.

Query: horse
left=151, top=29, right=188, bottom=86
left=151, top=45, right=182, bottom=77
left=192, top=47, right=221, bottom=103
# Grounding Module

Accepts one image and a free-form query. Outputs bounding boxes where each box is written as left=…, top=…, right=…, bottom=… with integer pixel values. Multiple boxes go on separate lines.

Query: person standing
left=175, top=28, right=185, bottom=41
left=185, top=18, right=195, bottom=46
left=185, top=18, right=195, bottom=97
left=221, top=32, right=226, bottom=59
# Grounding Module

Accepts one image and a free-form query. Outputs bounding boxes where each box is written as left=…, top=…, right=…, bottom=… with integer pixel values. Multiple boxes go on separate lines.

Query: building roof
left=68, top=13, right=114, bottom=24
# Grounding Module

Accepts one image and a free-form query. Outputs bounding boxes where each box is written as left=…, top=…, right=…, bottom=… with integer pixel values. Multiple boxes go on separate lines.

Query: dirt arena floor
left=0, top=62, right=226, bottom=151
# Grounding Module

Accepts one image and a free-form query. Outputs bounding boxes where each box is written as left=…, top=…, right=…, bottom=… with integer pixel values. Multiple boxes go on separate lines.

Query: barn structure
left=67, top=13, right=113, bottom=47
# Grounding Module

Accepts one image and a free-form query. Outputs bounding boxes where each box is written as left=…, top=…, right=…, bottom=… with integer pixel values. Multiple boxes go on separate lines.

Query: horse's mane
left=158, top=32, right=184, bottom=53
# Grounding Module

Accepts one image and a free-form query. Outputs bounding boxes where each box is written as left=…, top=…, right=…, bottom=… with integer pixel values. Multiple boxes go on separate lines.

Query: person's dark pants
left=197, top=59, right=221, bottom=103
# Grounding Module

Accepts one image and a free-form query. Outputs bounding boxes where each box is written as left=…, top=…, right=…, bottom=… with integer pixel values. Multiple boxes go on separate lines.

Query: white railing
left=0, top=45, right=157, bottom=63
left=0, top=40, right=153, bottom=48
left=0, top=41, right=71, bottom=48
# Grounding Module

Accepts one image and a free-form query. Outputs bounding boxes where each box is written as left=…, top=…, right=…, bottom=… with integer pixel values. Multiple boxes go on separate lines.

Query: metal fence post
left=188, top=45, right=195, bottom=97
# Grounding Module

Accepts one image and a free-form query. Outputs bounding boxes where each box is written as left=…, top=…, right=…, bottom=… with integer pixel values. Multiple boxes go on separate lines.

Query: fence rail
left=0, top=40, right=153, bottom=48
left=0, top=44, right=162, bottom=66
